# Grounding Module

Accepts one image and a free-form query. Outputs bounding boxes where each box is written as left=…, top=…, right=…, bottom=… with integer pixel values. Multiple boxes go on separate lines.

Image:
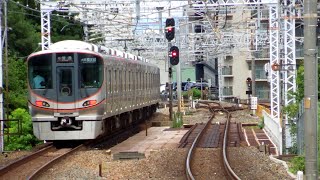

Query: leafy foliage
left=7, top=2, right=40, bottom=58
left=4, top=108, right=41, bottom=151
left=289, top=156, right=305, bottom=174
left=50, top=13, right=83, bottom=43
left=286, top=64, right=320, bottom=171
left=294, top=65, right=305, bottom=101
left=172, top=112, right=183, bottom=128
left=4, top=56, right=28, bottom=112
left=3, top=0, right=84, bottom=150
left=257, top=117, right=264, bottom=129
left=182, top=88, right=201, bottom=99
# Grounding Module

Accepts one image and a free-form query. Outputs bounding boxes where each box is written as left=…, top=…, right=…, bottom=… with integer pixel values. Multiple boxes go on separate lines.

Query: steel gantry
left=268, top=3, right=281, bottom=121
left=40, top=5, right=52, bottom=50
left=282, top=0, right=298, bottom=153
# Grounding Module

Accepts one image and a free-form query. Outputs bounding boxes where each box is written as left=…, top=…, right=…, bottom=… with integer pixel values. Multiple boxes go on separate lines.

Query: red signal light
left=169, top=46, right=179, bottom=66
left=172, top=51, right=177, bottom=57
left=167, top=27, right=173, bottom=32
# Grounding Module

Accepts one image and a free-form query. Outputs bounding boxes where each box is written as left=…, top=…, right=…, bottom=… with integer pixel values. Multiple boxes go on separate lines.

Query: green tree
left=4, top=108, right=41, bottom=151
left=50, top=13, right=83, bottom=43
left=4, top=0, right=84, bottom=150
left=4, top=56, right=28, bottom=112
left=7, top=1, right=40, bottom=57
left=5, top=0, right=83, bottom=114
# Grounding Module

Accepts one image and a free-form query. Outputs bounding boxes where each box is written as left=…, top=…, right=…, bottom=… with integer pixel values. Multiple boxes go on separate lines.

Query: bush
left=172, top=112, right=183, bottom=128
left=258, top=117, right=264, bottom=129
left=4, top=108, right=41, bottom=151
left=182, top=88, right=201, bottom=100
left=192, top=88, right=201, bottom=99
left=289, top=156, right=305, bottom=174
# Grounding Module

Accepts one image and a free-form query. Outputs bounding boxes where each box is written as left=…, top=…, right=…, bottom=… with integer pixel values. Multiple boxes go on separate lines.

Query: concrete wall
left=263, top=110, right=282, bottom=155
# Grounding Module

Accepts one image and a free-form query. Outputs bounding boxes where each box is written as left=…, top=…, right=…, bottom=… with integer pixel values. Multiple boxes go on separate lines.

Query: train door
left=56, top=67, right=76, bottom=110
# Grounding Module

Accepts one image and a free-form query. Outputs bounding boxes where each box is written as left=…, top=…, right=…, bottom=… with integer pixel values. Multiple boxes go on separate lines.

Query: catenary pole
left=0, top=1, right=4, bottom=152
left=304, top=0, right=318, bottom=178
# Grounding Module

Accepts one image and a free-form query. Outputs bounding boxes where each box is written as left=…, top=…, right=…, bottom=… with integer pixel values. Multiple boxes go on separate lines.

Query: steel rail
left=0, top=143, right=53, bottom=175
left=222, top=111, right=241, bottom=180
left=28, top=144, right=85, bottom=180
left=185, top=115, right=214, bottom=180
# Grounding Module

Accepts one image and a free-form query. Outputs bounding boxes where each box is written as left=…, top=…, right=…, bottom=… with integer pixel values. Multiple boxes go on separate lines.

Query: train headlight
left=35, top=100, right=50, bottom=107
left=82, top=100, right=97, bottom=107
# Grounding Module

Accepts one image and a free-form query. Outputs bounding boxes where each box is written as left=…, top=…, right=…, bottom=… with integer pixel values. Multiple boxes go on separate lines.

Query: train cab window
left=79, top=53, right=103, bottom=88
left=28, top=54, right=52, bottom=89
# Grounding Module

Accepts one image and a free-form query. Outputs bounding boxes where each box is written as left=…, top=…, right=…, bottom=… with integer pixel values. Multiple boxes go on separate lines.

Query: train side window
left=128, top=71, right=131, bottom=91
left=108, top=70, right=111, bottom=94
left=142, top=72, right=144, bottom=91
left=143, top=72, right=144, bottom=91
left=136, top=72, right=138, bottom=91
left=114, top=70, right=117, bottom=92
left=117, top=69, right=120, bottom=92
left=149, top=73, right=151, bottom=91
left=144, top=73, right=146, bottom=91
left=125, top=71, right=127, bottom=92
left=144, top=73, right=148, bottom=90
left=119, top=70, right=122, bottom=92
left=122, top=70, right=125, bottom=92
left=140, top=72, right=142, bottom=90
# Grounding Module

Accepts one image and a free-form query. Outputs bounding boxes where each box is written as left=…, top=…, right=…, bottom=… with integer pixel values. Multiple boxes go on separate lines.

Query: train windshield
left=28, top=52, right=103, bottom=102
left=28, top=54, right=53, bottom=89
left=79, top=53, right=103, bottom=88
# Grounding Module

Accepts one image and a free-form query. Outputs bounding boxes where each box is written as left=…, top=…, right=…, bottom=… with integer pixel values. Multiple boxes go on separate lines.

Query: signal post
left=165, top=17, right=179, bottom=121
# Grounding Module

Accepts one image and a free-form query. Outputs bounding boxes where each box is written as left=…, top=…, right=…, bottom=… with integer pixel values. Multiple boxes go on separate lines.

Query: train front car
left=27, top=41, right=105, bottom=141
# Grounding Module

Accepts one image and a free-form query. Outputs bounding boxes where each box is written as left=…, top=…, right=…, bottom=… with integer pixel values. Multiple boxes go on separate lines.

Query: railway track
left=184, top=103, right=242, bottom=180
left=0, top=143, right=83, bottom=179
left=0, top=115, right=151, bottom=179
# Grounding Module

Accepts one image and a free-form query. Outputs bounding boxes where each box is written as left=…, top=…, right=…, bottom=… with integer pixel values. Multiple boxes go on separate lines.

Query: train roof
left=28, top=40, right=151, bottom=63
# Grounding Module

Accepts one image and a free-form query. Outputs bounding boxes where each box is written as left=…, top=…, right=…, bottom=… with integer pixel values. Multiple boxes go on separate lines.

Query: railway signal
left=169, top=46, right=179, bottom=66
left=246, top=77, right=252, bottom=94
left=165, top=18, right=175, bottom=41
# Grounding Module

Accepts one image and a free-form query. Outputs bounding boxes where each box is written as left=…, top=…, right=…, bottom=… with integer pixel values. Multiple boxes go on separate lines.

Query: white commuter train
left=27, top=40, right=160, bottom=141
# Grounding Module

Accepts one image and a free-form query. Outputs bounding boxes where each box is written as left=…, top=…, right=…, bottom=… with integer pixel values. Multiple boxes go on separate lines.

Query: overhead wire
left=11, top=0, right=250, bottom=55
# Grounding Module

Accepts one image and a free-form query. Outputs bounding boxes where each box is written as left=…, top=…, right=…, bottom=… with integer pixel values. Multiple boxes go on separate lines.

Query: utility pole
left=304, top=0, right=318, bottom=178
left=250, top=26, right=256, bottom=114
left=0, top=0, right=3, bottom=153
left=0, top=0, right=6, bottom=153
left=156, top=7, right=164, bottom=34
left=176, top=27, right=181, bottom=113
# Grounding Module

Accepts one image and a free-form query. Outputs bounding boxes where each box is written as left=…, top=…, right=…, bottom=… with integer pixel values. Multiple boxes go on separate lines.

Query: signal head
left=169, top=46, right=179, bottom=66
left=165, top=18, right=175, bottom=41
left=165, top=18, right=175, bottom=27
